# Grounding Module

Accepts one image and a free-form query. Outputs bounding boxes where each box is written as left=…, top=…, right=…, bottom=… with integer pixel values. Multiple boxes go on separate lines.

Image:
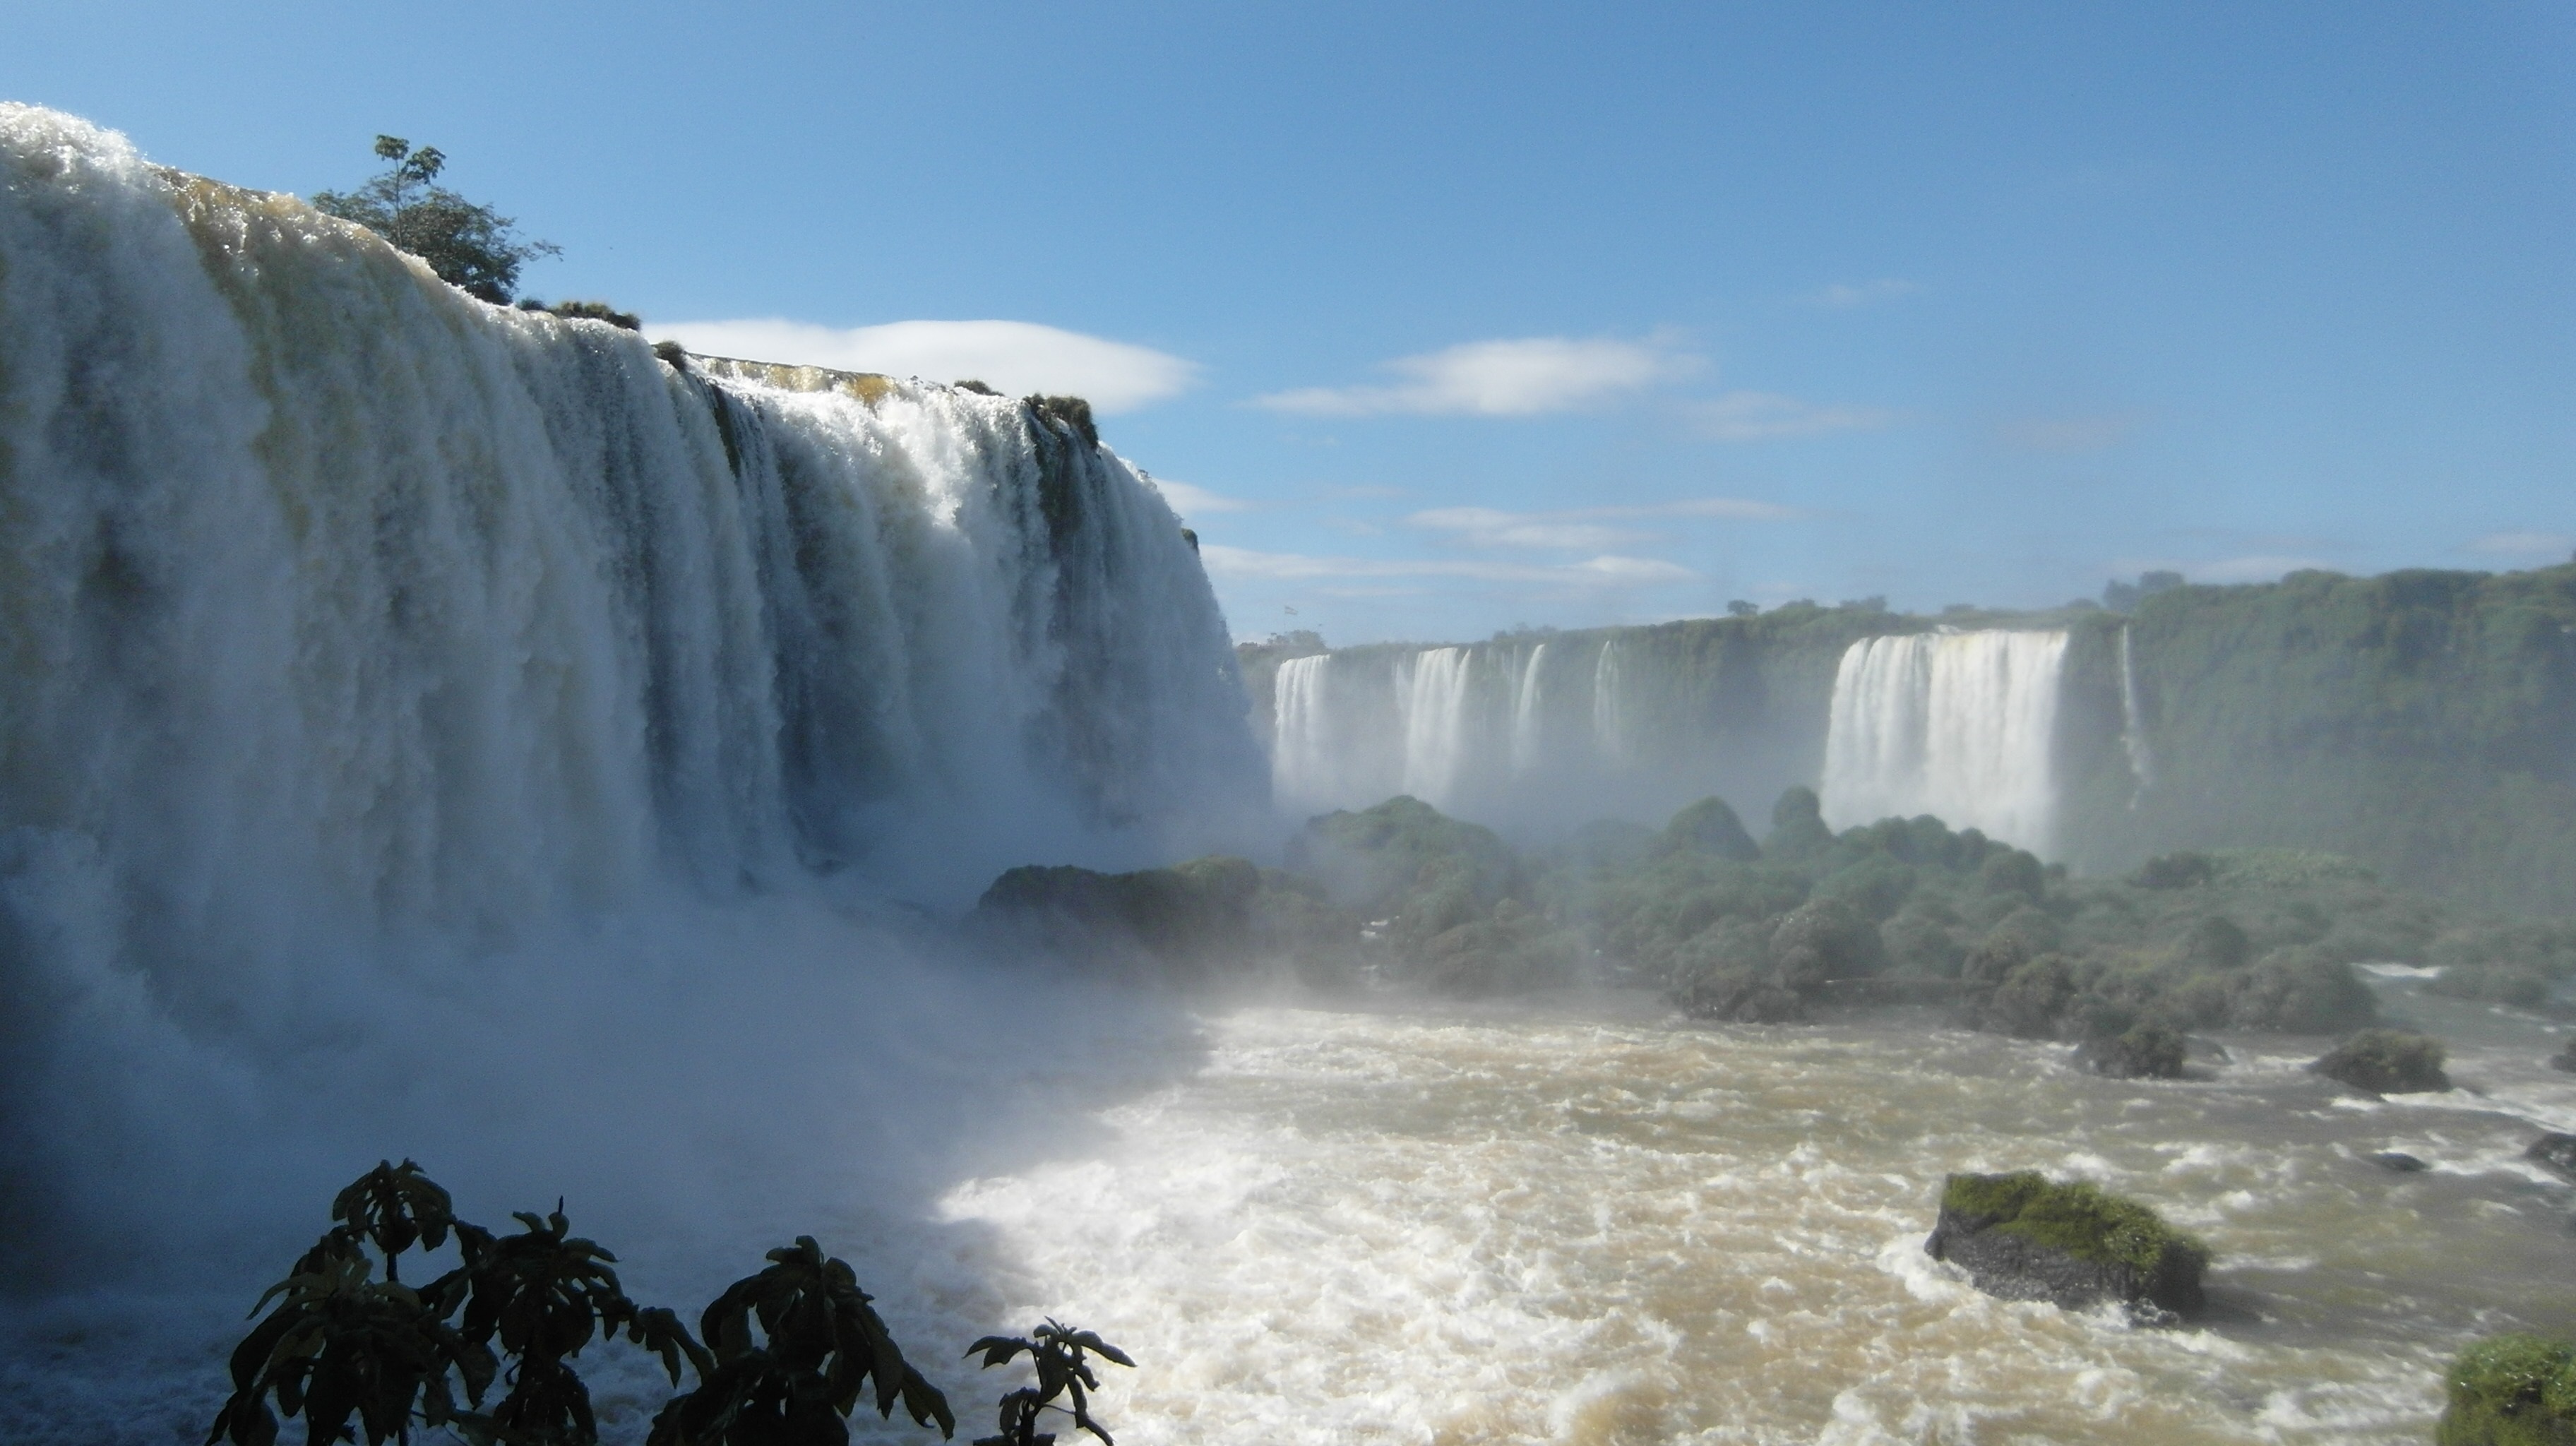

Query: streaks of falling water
left=1820, top=630, right=2071, bottom=854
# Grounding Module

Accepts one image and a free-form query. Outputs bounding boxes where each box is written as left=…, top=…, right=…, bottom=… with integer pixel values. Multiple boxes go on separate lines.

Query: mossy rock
left=2310, top=1029, right=2450, bottom=1094
left=1926, top=1171, right=2209, bottom=1319
left=2076, top=1022, right=2188, bottom=1080
left=2438, top=1334, right=2576, bottom=1445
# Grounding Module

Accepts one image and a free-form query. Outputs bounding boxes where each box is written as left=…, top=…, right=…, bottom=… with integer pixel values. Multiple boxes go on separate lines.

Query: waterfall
left=1509, top=643, right=1549, bottom=774
left=1270, top=653, right=1393, bottom=818
left=1268, top=644, right=1503, bottom=815
left=1820, top=630, right=2070, bottom=854
left=1397, top=647, right=1474, bottom=803
left=2118, top=625, right=2154, bottom=806
left=0, top=106, right=1263, bottom=1271
left=1591, top=639, right=1626, bottom=763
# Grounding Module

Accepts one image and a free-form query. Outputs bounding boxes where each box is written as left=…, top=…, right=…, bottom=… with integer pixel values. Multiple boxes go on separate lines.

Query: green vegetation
left=1938, top=1171, right=2209, bottom=1279
left=209, top=1161, right=990, bottom=1446
left=522, top=299, right=642, bottom=331
left=972, top=855, right=1355, bottom=987
left=313, top=136, right=558, bottom=304
left=965, top=1320, right=1133, bottom=1446
left=977, top=778, right=2566, bottom=1044
left=2439, top=1334, right=2576, bottom=1446
left=2069, top=563, right=2576, bottom=914
left=2310, top=1028, right=2452, bottom=1094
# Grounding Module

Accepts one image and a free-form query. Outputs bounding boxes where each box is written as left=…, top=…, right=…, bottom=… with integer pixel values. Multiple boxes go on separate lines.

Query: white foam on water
left=919, top=1003, right=2542, bottom=1444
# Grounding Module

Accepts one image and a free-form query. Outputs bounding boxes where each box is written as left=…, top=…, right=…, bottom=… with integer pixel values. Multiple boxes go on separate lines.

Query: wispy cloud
left=1255, top=335, right=1694, bottom=417
left=1407, top=508, right=1654, bottom=551
left=2468, top=530, right=2572, bottom=558
left=1998, top=413, right=2140, bottom=453
left=1812, top=278, right=1919, bottom=308
left=1690, top=391, right=1897, bottom=441
left=1406, top=496, right=1799, bottom=551
left=1146, top=479, right=1251, bottom=516
left=1201, top=544, right=1695, bottom=586
left=645, top=318, right=1198, bottom=414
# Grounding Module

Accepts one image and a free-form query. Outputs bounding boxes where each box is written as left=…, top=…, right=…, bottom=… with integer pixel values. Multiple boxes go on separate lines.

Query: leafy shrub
left=2077, top=1023, right=2188, bottom=1080
left=1763, top=786, right=1834, bottom=858
left=312, top=136, right=557, bottom=304
left=208, top=1162, right=953, bottom=1446
left=530, top=299, right=642, bottom=331
left=965, top=1321, right=1133, bottom=1446
left=2226, top=946, right=2379, bottom=1032
left=1880, top=909, right=1966, bottom=978
left=1978, top=850, right=2045, bottom=902
left=2133, top=852, right=2214, bottom=889
left=1662, top=796, right=1760, bottom=861
left=2438, top=1334, right=2576, bottom=1446
left=2311, top=1029, right=2450, bottom=1093
left=1981, top=954, right=2080, bottom=1039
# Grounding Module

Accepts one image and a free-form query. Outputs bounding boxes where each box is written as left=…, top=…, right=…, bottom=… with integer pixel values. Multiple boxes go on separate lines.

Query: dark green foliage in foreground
left=2310, top=1029, right=2452, bottom=1094
left=966, top=1320, right=1133, bottom=1446
left=313, top=137, right=559, bottom=304
left=650, top=1238, right=953, bottom=1446
left=2440, top=1334, right=2576, bottom=1446
left=210, top=1161, right=956, bottom=1446
left=1938, top=1171, right=2209, bottom=1278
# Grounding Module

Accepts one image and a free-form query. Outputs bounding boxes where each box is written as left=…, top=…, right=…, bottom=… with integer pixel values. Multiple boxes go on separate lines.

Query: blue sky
left=11, top=2, right=2573, bottom=645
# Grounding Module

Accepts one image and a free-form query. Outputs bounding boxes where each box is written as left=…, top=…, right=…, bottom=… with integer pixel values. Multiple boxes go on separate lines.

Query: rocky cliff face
left=1245, top=562, right=2576, bottom=914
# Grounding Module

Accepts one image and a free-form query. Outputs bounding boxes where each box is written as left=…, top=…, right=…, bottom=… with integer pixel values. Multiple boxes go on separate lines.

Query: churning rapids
left=7, top=104, right=2575, bottom=1445
left=23, top=976, right=2576, bottom=1444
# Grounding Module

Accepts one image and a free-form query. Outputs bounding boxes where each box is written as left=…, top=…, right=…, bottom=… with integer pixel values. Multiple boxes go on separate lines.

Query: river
left=931, top=974, right=2576, bottom=1444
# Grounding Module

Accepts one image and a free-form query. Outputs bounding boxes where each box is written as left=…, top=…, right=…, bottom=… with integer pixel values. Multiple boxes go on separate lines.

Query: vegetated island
left=972, top=787, right=2575, bottom=1075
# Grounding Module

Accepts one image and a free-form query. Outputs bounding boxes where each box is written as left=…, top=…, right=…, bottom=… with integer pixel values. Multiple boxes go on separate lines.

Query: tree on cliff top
left=314, top=136, right=559, bottom=304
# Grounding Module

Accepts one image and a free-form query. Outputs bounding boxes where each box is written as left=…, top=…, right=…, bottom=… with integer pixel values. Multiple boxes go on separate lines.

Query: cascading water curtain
left=0, top=103, right=1263, bottom=1264
left=1820, top=631, right=2071, bottom=856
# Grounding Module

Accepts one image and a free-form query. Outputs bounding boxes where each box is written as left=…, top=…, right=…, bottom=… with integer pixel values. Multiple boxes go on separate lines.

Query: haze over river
left=931, top=974, right=2576, bottom=1445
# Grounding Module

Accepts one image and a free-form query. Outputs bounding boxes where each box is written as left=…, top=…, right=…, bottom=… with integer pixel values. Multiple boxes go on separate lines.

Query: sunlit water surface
left=11, top=975, right=2576, bottom=1445
left=935, top=977, right=2576, bottom=1445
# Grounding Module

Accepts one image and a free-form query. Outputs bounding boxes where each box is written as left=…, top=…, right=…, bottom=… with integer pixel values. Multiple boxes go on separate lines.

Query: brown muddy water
left=12, top=972, right=2572, bottom=1445
left=930, top=973, right=2576, bottom=1445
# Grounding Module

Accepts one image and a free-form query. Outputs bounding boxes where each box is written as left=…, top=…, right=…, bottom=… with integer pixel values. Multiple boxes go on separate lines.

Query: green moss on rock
left=2440, top=1334, right=2576, bottom=1446
left=1938, top=1171, right=2208, bottom=1277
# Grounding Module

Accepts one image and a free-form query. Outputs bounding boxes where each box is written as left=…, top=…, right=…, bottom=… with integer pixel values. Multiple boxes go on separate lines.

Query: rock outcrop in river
left=1924, top=1171, right=2209, bottom=1321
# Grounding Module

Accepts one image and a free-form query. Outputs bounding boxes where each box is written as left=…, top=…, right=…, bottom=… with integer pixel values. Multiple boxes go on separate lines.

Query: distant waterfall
left=2118, top=625, right=2154, bottom=806
left=1399, top=648, right=1475, bottom=801
left=1509, top=643, right=1549, bottom=774
left=1820, top=631, right=2071, bottom=854
left=1592, top=639, right=1627, bottom=763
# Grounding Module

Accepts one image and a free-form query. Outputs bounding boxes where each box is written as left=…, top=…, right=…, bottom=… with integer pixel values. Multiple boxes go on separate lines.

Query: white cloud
left=1256, top=335, right=1693, bottom=417
left=1200, top=544, right=1696, bottom=586
left=1146, top=479, right=1251, bottom=516
left=1692, top=391, right=1897, bottom=441
left=1813, top=278, right=1919, bottom=308
left=1407, top=507, right=1654, bottom=551
left=2469, top=530, right=2573, bottom=558
left=1406, top=496, right=1799, bottom=551
left=645, top=318, right=1198, bottom=414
